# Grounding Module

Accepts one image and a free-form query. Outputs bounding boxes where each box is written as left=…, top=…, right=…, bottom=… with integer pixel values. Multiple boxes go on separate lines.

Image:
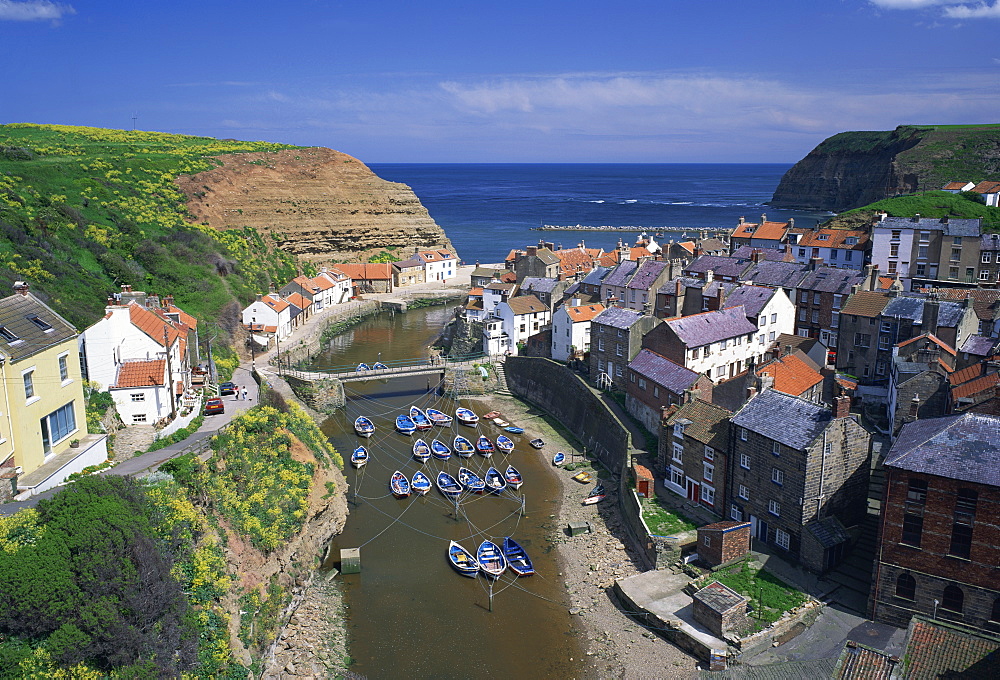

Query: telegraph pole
left=163, top=325, right=177, bottom=419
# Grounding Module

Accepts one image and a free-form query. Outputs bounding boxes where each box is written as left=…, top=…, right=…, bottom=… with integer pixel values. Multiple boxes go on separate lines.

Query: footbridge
left=280, top=353, right=498, bottom=383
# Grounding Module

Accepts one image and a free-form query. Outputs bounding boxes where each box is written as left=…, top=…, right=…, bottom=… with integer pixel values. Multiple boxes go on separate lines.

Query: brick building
left=692, top=581, right=751, bottom=639
left=697, top=520, right=751, bottom=568
left=625, top=348, right=713, bottom=433
left=729, top=390, right=872, bottom=573
left=793, top=265, right=871, bottom=351
left=870, top=413, right=1000, bottom=634
left=589, top=307, right=660, bottom=389
left=661, top=398, right=732, bottom=514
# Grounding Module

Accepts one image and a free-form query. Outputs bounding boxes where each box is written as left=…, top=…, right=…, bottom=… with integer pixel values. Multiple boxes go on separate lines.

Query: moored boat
left=502, top=537, right=535, bottom=576
left=582, top=484, right=606, bottom=505
left=504, top=464, right=523, bottom=490
left=529, top=438, right=545, bottom=449
left=431, top=438, right=451, bottom=460
left=426, top=408, right=453, bottom=426
left=396, top=414, right=417, bottom=435
left=483, top=410, right=501, bottom=420
left=484, top=466, right=506, bottom=494
left=356, top=363, right=370, bottom=372
left=458, top=466, right=485, bottom=493
left=492, top=417, right=509, bottom=427
left=504, top=426, right=524, bottom=434
left=454, top=435, right=475, bottom=458
left=351, top=446, right=369, bottom=468
left=455, top=407, right=479, bottom=425
left=412, top=438, right=431, bottom=463
left=409, top=406, right=433, bottom=431
left=496, top=435, right=515, bottom=453
left=448, top=541, right=480, bottom=577
left=476, top=436, right=494, bottom=457
left=390, top=470, right=410, bottom=498
left=354, top=416, right=375, bottom=437
left=477, top=540, right=507, bottom=579
left=436, top=471, right=462, bottom=499
left=552, top=452, right=566, bottom=466
left=411, top=470, right=432, bottom=496
left=372, top=361, right=388, bottom=370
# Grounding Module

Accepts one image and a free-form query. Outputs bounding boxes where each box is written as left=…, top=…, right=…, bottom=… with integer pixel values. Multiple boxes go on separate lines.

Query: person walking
left=242, top=386, right=249, bottom=401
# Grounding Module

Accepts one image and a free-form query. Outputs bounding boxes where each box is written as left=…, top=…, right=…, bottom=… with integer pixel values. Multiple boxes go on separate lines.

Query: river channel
left=315, top=304, right=585, bottom=679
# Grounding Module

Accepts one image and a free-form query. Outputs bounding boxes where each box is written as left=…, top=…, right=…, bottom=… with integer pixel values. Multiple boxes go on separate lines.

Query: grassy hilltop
left=823, top=189, right=1000, bottom=231
left=0, top=124, right=306, bottom=332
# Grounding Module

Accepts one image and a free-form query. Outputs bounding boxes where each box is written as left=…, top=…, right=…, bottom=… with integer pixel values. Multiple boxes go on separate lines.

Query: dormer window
left=28, top=315, right=53, bottom=332
left=845, top=237, right=857, bottom=245
left=817, top=233, right=829, bottom=241
left=0, top=326, right=20, bottom=344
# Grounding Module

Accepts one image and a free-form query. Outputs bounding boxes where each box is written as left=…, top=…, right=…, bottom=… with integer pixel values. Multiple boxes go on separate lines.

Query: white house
left=483, top=281, right=516, bottom=316
left=281, top=269, right=351, bottom=312
left=644, top=305, right=761, bottom=382
left=242, top=294, right=293, bottom=340
left=485, top=295, right=551, bottom=356
left=483, top=315, right=507, bottom=356
left=551, top=301, right=605, bottom=362
left=415, top=250, right=458, bottom=282
left=109, top=358, right=172, bottom=425
left=722, top=284, right=796, bottom=347
left=786, top=228, right=868, bottom=270
left=463, top=288, right=487, bottom=321
left=942, top=181, right=975, bottom=194
left=971, top=180, right=1000, bottom=207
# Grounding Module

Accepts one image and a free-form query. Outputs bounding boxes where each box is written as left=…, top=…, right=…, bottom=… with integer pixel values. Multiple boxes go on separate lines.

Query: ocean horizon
left=369, top=163, right=831, bottom=264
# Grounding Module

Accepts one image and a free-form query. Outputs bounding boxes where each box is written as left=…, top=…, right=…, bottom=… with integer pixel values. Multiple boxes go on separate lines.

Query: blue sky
left=1, top=0, right=998, bottom=162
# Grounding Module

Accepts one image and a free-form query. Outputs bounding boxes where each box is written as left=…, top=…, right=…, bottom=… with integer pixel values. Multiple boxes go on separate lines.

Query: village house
left=413, top=249, right=457, bottom=282
left=641, top=305, right=759, bottom=383
left=786, top=227, right=870, bottom=270
left=392, top=256, right=427, bottom=288
left=970, top=180, right=1000, bottom=207
left=485, top=294, right=551, bottom=356
left=729, top=246, right=795, bottom=262
left=941, top=181, right=976, bottom=194
left=621, top=259, right=674, bottom=313
left=482, top=281, right=517, bottom=316
left=949, top=359, right=1000, bottom=416
left=0, top=282, right=107, bottom=500
left=709, top=346, right=824, bottom=413
left=241, top=294, right=293, bottom=341
left=737, top=258, right=808, bottom=304
left=571, top=265, right=611, bottom=304
left=518, top=277, right=570, bottom=312
left=469, top=266, right=505, bottom=288
left=721, top=283, right=796, bottom=344
left=511, top=245, right=561, bottom=282
left=933, top=287, right=1000, bottom=338
left=729, top=390, right=871, bottom=573
left=978, top=233, right=1000, bottom=288
left=625, top=349, right=713, bottom=433
left=870, top=413, right=1000, bottom=634
left=589, top=307, right=660, bottom=389
left=793, top=265, right=872, bottom=351
left=835, top=291, right=892, bottom=383
left=462, top=288, right=486, bottom=322
left=870, top=214, right=984, bottom=291
left=886, top=334, right=956, bottom=437
left=654, top=277, right=737, bottom=319
left=333, top=263, right=394, bottom=294
left=661, top=398, right=731, bottom=514
left=550, top=300, right=604, bottom=362
left=729, top=215, right=793, bottom=251
left=682, top=256, right=751, bottom=283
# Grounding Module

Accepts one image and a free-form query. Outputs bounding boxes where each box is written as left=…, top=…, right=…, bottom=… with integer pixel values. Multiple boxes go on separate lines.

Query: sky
left=1, top=0, right=999, bottom=163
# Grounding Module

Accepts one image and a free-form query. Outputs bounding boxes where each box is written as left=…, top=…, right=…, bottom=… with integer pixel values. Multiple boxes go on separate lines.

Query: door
left=686, top=478, right=700, bottom=503
left=756, top=518, right=769, bottom=541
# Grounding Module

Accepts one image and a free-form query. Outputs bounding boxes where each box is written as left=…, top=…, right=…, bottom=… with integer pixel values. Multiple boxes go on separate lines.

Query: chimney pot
left=12, top=281, right=29, bottom=296
left=834, top=395, right=852, bottom=418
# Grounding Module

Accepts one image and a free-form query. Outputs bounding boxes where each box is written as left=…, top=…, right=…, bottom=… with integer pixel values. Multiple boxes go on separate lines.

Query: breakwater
left=533, top=224, right=729, bottom=233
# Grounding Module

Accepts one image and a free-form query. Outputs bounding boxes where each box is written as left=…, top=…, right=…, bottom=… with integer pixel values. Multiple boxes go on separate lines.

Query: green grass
left=712, top=558, right=808, bottom=629
left=638, top=494, right=698, bottom=535
left=826, top=190, right=1000, bottom=231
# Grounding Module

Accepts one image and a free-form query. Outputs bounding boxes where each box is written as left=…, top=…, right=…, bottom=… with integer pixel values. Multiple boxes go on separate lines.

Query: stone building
left=661, top=398, right=732, bottom=515
left=729, top=390, right=872, bottom=573
left=793, top=265, right=871, bottom=351
left=870, top=413, right=1000, bottom=634
left=518, top=277, right=570, bottom=312
left=654, top=276, right=737, bottom=319
left=886, top=334, right=955, bottom=437
left=692, top=581, right=751, bottom=639
left=870, top=215, right=984, bottom=291
left=589, top=307, right=660, bottom=389
left=625, top=349, right=713, bottom=433
left=697, top=521, right=751, bottom=568
left=512, top=245, right=560, bottom=282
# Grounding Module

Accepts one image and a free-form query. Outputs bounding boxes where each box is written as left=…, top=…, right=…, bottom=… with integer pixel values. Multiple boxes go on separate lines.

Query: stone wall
left=277, top=300, right=381, bottom=367
left=284, top=376, right=346, bottom=415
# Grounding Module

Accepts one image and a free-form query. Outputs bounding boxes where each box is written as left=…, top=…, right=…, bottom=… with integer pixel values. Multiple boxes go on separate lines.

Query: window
left=876, top=361, right=887, bottom=376
left=615, top=364, right=623, bottom=377
left=984, top=252, right=993, bottom=264
left=598, top=338, right=605, bottom=351
left=703, top=534, right=712, bottom=547
left=716, top=365, right=726, bottom=378
left=949, top=489, right=977, bottom=559
left=845, top=251, right=853, bottom=261
left=616, top=344, right=623, bottom=357
left=966, top=267, right=975, bottom=283
left=770, top=313, right=777, bottom=324
left=830, top=250, right=838, bottom=260
left=704, top=445, right=714, bottom=461
left=811, top=311, right=819, bottom=324
left=23, top=370, right=34, bottom=400
left=854, top=333, right=871, bottom=348
left=691, top=347, right=700, bottom=360
left=653, top=386, right=659, bottom=398
left=915, top=263, right=926, bottom=277
left=879, top=336, right=890, bottom=350
left=846, top=237, right=857, bottom=245
left=902, top=478, right=927, bottom=546
left=58, top=355, right=69, bottom=382
left=798, top=308, right=807, bottom=322
left=672, top=442, right=683, bottom=462
left=831, top=312, right=839, bottom=328
left=951, top=248, right=962, bottom=262
left=833, top=294, right=843, bottom=309
left=888, top=261, right=897, bottom=274
left=0, top=326, right=19, bottom=343
left=701, top=485, right=715, bottom=506
left=918, top=245, right=928, bottom=259
left=813, top=293, right=821, bottom=304
left=890, top=244, right=899, bottom=257
left=798, top=248, right=806, bottom=257
left=941, top=585, right=964, bottom=616
left=703, top=462, right=714, bottom=483
left=132, top=413, right=147, bottom=423
left=629, top=372, right=636, bottom=383
left=949, top=266, right=959, bottom=280
left=730, top=504, right=743, bottom=521
left=638, top=377, right=646, bottom=389
left=44, top=402, right=76, bottom=443
left=769, top=499, right=780, bottom=516
left=953, top=236, right=962, bottom=246
left=758, top=334, right=765, bottom=345
left=739, top=485, right=749, bottom=500
left=739, top=427, right=748, bottom=441
left=670, top=466, right=684, bottom=487
left=720, top=339, right=728, bottom=350
left=775, top=529, right=790, bottom=550
left=800, top=291, right=809, bottom=303
left=772, top=468, right=784, bottom=485
left=740, top=453, right=751, bottom=470
left=130, top=393, right=145, bottom=402
left=981, top=270, right=992, bottom=281
left=891, top=230, right=901, bottom=240
left=28, top=315, right=53, bottom=332
left=818, top=233, right=829, bottom=241
left=895, top=573, right=916, bottom=601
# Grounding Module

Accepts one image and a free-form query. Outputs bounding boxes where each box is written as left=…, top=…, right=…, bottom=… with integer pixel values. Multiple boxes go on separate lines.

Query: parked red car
left=204, top=397, right=225, bottom=415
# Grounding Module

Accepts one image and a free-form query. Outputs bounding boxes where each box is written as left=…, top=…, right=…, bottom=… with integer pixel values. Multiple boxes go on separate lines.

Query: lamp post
left=251, top=316, right=256, bottom=373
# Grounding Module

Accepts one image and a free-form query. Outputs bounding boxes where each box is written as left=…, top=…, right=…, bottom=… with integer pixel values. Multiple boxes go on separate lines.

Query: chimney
left=685, top=387, right=701, bottom=403
left=941, top=215, right=949, bottom=225
left=694, top=244, right=704, bottom=257
left=784, top=344, right=793, bottom=357
left=527, top=246, right=537, bottom=257
left=909, top=394, right=920, bottom=419
left=833, top=395, right=851, bottom=419
left=570, top=297, right=581, bottom=307
left=761, top=213, right=767, bottom=225
left=256, top=293, right=263, bottom=302
left=163, top=295, right=174, bottom=308
left=810, top=256, right=823, bottom=270
left=705, top=269, right=714, bottom=283
left=12, top=281, right=29, bottom=296
left=788, top=218, right=795, bottom=229
left=746, top=385, right=757, bottom=401
left=759, top=374, right=774, bottom=391
left=751, top=249, right=763, bottom=263
left=922, top=299, right=940, bottom=336
left=675, top=278, right=682, bottom=298
left=716, top=284, right=725, bottom=307
left=121, top=284, right=132, bottom=294
left=738, top=216, right=746, bottom=225
left=912, top=213, right=920, bottom=222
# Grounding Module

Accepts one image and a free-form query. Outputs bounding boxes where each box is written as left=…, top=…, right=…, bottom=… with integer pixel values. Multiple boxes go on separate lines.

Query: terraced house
left=661, top=398, right=732, bottom=514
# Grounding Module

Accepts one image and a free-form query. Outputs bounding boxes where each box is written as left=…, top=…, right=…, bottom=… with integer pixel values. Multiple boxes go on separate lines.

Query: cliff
left=771, top=125, right=1000, bottom=212
left=178, top=147, right=455, bottom=264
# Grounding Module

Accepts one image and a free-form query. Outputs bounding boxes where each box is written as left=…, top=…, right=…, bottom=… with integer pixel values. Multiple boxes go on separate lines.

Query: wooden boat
left=354, top=416, right=375, bottom=438
left=409, top=406, right=433, bottom=431
left=504, top=465, right=523, bottom=490
left=356, top=362, right=370, bottom=372
left=504, top=426, right=524, bottom=434
left=390, top=470, right=410, bottom=498
left=484, top=466, right=507, bottom=494
left=477, top=540, right=507, bottom=579
left=492, top=417, right=510, bottom=427
left=496, top=435, right=515, bottom=454
left=430, top=438, right=451, bottom=460
left=350, top=446, right=368, bottom=468
left=502, top=537, right=535, bottom=576
left=582, top=493, right=606, bottom=505
left=453, top=435, right=475, bottom=458
left=436, top=471, right=462, bottom=499
left=412, top=438, right=431, bottom=463
left=448, top=541, right=479, bottom=577
left=529, top=438, right=545, bottom=449
left=483, top=410, right=501, bottom=420
left=395, top=414, right=417, bottom=435
left=476, top=436, right=495, bottom=457
left=426, top=408, right=453, bottom=426
left=572, top=471, right=594, bottom=484
left=372, top=361, right=388, bottom=370
left=411, top=470, right=432, bottom=496
left=552, top=452, right=566, bottom=467
left=458, top=466, right=485, bottom=494
left=455, top=407, right=479, bottom=425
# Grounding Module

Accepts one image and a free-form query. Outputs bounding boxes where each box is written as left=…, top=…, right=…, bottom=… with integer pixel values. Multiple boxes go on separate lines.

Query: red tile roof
left=950, top=362, right=987, bottom=386
left=758, top=352, right=824, bottom=397
left=128, top=302, right=183, bottom=348
left=877, top=276, right=898, bottom=290
left=796, top=228, right=869, bottom=250
left=334, top=263, right=393, bottom=280
left=506, top=295, right=548, bottom=315
left=285, top=292, right=311, bottom=310
left=112, top=359, right=166, bottom=388
left=566, top=303, right=605, bottom=322
left=261, top=294, right=290, bottom=313
left=732, top=220, right=790, bottom=242
left=944, top=181, right=972, bottom=191
left=953, top=372, right=1000, bottom=399
left=897, top=333, right=957, bottom=356
left=468, top=288, right=484, bottom=296
left=903, top=617, right=1000, bottom=679
left=972, top=180, right=1000, bottom=194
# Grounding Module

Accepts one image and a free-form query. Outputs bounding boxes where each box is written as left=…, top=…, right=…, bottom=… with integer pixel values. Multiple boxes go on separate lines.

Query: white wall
left=113, top=385, right=171, bottom=425
left=81, top=307, right=176, bottom=391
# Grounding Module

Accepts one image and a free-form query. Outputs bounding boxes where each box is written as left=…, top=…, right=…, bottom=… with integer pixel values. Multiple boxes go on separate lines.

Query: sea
left=368, top=163, right=833, bottom=265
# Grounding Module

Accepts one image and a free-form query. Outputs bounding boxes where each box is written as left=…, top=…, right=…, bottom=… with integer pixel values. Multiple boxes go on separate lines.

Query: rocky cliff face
left=177, top=147, right=455, bottom=264
left=771, top=125, right=1000, bottom=212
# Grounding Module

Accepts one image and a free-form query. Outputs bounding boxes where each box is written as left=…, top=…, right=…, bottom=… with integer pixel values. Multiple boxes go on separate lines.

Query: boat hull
left=502, top=537, right=535, bottom=577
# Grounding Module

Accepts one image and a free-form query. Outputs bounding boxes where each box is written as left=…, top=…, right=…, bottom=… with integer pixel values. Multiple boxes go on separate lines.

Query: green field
left=825, top=190, right=1000, bottom=231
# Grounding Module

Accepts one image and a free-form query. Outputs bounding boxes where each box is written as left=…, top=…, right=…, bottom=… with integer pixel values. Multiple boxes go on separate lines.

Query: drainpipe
left=0, top=355, right=16, bottom=465
left=817, top=428, right=828, bottom=519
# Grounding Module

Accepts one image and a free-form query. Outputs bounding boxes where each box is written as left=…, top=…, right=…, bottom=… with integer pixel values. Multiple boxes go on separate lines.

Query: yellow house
left=0, top=282, right=108, bottom=500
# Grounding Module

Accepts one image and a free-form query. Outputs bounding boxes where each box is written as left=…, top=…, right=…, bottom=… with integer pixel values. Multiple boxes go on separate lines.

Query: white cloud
left=870, top=0, right=953, bottom=7
left=870, top=0, right=1000, bottom=17
left=943, top=1, right=1000, bottom=17
left=0, top=0, right=74, bottom=21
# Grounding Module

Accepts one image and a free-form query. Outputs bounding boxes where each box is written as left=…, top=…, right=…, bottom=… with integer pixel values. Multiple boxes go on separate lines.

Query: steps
left=494, top=361, right=511, bottom=396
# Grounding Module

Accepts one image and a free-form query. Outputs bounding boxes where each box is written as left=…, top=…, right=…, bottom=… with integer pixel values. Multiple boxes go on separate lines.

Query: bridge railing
left=281, top=352, right=499, bottom=379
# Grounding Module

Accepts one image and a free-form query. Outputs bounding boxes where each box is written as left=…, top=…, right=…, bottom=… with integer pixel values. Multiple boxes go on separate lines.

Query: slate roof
left=628, top=349, right=701, bottom=394
left=394, top=256, right=425, bottom=269
left=581, top=266, right=611, bottom=286
left=883, top=295, right=966, bottom=328
left=693, top=581, right=746, bottom=614
left=732, top=390, right=834, bottom=450
left=741, top=260, right=809, bottom=289
left=730, top=245, right=794, bottom=262
left=757, top=352, right=824, bottom=397
left=528, top=248, right=560, bottom=265
left=885, top=413, right=1000, bottom=486
left=471, top=267, right=503, bottom=279
left=665, top=306, right=757, bottom=348
left=841, top=291, right=891, bottom=318
left=722, top=285, right=777, bottom=318
left=627, top=260, right=669, bottom=290
left=112, top=358, right=166, bottom=389
left=520, top=277, right=561, bottom=294
left=982, top=233, right=1000, bottom=251
left=934, top=287, right=1000, bottom=321
left=832, top=641, right=898, bottom=680
left=603, top=260, right=638, bottom=288
left=700, top=520, right=749, bottom=534
left=506, top=295, right=548, bottom=315
left=664, top=399, right=732, bottom=451
left=593, top=306, right=644, bottom=330
left=797, top=266, right=866, bottom=295
left=877, top=215, right=983, bottom=237
left=961, top=335, right=996, bottom=356
left=684, top=255, right=751, bottom=279
left=485, top=282, right=516, bottom=292
left=903, top=616, right=1000, bottom=680
left=806, top=516, right=849, bottom=550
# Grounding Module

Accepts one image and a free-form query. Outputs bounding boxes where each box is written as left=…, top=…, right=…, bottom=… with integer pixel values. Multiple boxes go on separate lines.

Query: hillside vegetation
left=823, top=190, right=1000, bottom=231
left=0, top=124, right=306, bottom=331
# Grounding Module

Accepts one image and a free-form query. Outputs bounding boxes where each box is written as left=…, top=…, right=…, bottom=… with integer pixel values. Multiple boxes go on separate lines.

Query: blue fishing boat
left=529, top=438, right=545, bottom=449
left=372, top=361, right=388, bottom=370
left=484, top=466, right=506, bottom=494
left=409, top=406, right=433, bottom=431
left=502, top=537, right=535, bottom=577
left=436, top=471, right=462, bottom=499
left=448, top=541, right=479, bottom=577
left=412, top=438, right=431, bottom=463
left=350, top=446, right=368, bottom=468
left=396, top=414, right=417, bottom=435
left=476, top=436, right=494, bottom=457
left=411, top=470, right=432, bottom=496
left=455, top=407, right=479, bottom=426
left=426, top=408, right=453, bottom=426
left=431, top=439, right=451, bottom=460
left=504, top=426, right=525, bottom=434
left=354, top=416, right=375, bottom=437
left=504, top=464, right=523, bottom=490
left=454, top=435, right=475, bottom=458
left=390, top=470, right=410, bottom=498
left=356, top=363, right=370, bottom=372
left=477, top=540, right=507, bottom=579
left=496, top=435, right=515, bottom=454
left=458, top=466, right=485, bottom=494
left=552, top=452, right=566, bottom=466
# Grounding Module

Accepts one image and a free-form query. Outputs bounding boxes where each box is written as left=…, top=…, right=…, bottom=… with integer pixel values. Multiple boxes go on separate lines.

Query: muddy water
left=315, top=305, right=584, bottom=679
